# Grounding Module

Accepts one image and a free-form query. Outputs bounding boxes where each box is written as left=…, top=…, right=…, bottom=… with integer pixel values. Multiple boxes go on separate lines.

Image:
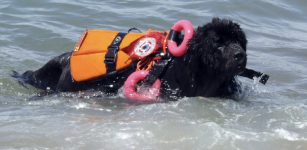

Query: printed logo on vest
left=134, top=37, right=156, bottom=57
left=113, top=36, right=122, bottom=45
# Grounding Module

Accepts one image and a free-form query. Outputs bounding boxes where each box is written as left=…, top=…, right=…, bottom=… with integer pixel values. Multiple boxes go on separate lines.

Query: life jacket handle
left=128, top=27, right=142, bottom=33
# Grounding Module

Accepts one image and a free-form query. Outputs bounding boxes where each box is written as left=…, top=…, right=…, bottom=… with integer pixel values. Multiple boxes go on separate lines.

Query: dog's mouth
left=236, top=65, right=246, bottom=75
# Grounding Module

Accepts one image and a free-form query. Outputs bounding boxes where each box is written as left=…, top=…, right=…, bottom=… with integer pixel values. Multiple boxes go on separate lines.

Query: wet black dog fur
left=13, top=18, right=249, bottom=100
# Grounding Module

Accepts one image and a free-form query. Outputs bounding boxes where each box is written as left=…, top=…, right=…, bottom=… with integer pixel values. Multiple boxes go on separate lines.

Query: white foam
left=274, top=129, right=300, bottom=141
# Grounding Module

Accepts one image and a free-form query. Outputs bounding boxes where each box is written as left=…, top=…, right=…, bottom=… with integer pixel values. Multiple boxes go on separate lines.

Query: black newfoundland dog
left=12, top=18, right=268, bottom=100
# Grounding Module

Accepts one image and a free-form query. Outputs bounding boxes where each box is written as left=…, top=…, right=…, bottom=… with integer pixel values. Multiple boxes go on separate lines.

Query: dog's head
left=188, top=18, right=248, bottom=77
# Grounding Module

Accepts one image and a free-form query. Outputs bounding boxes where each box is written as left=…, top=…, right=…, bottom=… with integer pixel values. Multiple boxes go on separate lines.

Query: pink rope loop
left=167, top=20, right=194, bottom=57
left=124, top=70, right=161, bottom=101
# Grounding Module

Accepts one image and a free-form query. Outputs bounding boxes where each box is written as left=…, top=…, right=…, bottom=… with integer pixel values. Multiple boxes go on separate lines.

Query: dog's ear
left=186, top=25, right=221, bottom=73
left=185, top=34, right=204, bottom=73
left=184, top=51, right=199, bottom=73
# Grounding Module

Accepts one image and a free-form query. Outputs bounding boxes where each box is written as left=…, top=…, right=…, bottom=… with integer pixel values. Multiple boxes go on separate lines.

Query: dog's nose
left=229, top=44, right=246, bottom=63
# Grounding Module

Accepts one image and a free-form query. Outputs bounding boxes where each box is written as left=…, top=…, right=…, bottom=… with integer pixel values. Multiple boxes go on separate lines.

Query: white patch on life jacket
left=133, top=37, right=156, bottom=58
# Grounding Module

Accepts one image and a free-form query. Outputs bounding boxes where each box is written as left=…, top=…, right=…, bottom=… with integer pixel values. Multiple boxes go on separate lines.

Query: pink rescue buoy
left=124, top=70, right=161, bottom=101
left=167, top=20, right=194, bottom=57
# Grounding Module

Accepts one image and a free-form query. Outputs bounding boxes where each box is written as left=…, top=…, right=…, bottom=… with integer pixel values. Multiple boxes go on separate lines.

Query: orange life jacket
left=70, top=29, right=167, bottom=82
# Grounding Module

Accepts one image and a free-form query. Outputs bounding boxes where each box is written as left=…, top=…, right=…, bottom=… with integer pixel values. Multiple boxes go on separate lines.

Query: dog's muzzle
left=229, top=44, right=247, bottom=74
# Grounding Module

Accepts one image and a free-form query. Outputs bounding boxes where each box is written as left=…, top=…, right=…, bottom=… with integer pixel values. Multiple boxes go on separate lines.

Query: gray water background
left=1, top=0, right=307, bottom=149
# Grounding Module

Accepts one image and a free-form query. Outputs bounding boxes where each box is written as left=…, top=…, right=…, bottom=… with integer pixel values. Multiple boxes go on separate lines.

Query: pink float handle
left=167, top=20, right=194, bottom=57
left=124, top=70, right=161, bottom=101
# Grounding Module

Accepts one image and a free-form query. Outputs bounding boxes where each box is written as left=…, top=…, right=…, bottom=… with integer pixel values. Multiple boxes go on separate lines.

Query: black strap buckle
left=104, top=46, right=119, bottom=64
left=104, top=32, right=127, bottom=73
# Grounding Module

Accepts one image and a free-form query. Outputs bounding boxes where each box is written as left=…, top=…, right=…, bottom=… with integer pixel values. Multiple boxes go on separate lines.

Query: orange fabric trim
left=136, top=56, right=161, bottom=71
left=148, top=29, right=169, bottom=54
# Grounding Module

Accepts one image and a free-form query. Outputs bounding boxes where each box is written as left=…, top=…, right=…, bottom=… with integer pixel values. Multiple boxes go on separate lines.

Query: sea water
left=1, top=0, right=307, bottom=149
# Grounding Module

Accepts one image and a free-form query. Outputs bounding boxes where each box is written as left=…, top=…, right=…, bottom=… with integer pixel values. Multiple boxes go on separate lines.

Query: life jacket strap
left=168, top=29, right=181, bottom=42
left=143, top=54, right=172, bottom=85
left=104, top=32, right=127, bottom=73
